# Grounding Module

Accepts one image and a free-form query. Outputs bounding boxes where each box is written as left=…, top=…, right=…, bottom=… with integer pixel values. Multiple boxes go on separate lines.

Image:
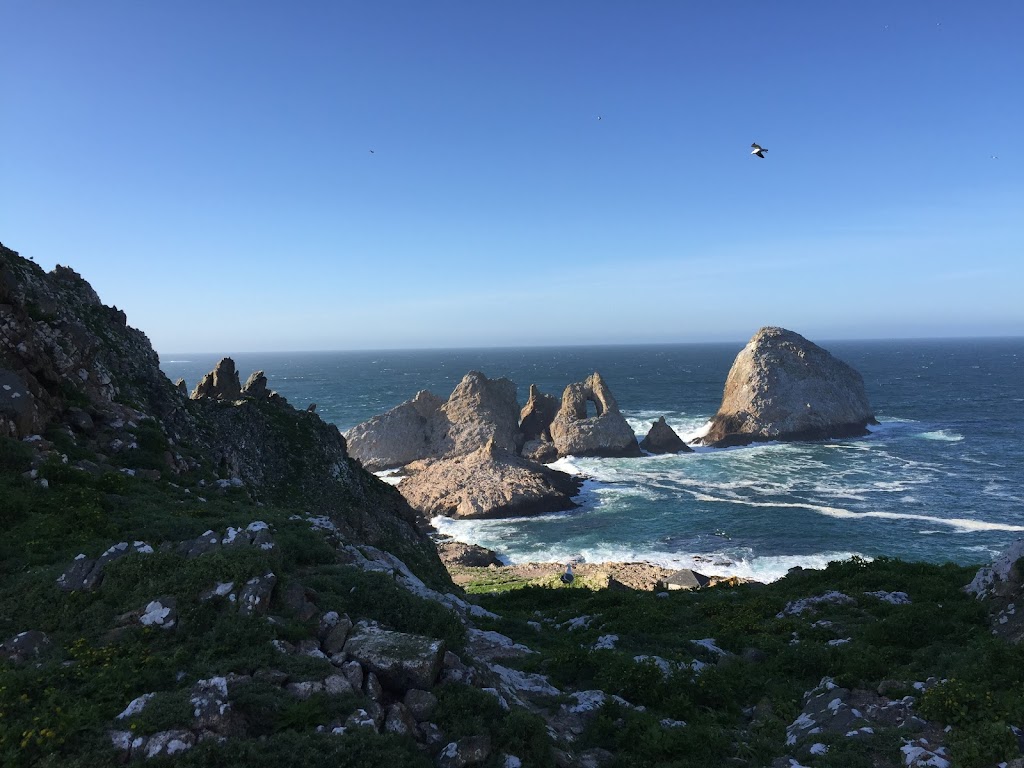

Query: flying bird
left=751, top=143, right=767, bottom=159
left=369, top=149, right=375, bottom=154
left=560, top=564, right=575, bottom=585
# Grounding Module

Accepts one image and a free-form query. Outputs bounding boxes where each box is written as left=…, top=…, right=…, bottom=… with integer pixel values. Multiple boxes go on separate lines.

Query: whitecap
left=916, top=430, right=964, bottom=442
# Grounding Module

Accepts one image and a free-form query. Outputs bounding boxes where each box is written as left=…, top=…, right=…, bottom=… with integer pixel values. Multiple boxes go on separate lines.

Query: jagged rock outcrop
left=346, top=372, right=522, bottom=471
left=0, top=241, right=448, bottom=588
left=345, top=390, right=445, bottom=471
left=436, top=540, right=504, bottom=568
left=191, top=357, right=242, bottom=401
left=399, top=439, right=582, bottom=520
left=440, top=371, right=522, bottom=457
left=700, top=327, right=877, bottom=448
left=519, top=384, right=558, bottom=442
left=966, top=539, right=1024, bottom=643
left=549, top=372, right=641, bottom=458
left=0, top=242, right=186, bottom=439
left=639, top=417, right=692, bottom=454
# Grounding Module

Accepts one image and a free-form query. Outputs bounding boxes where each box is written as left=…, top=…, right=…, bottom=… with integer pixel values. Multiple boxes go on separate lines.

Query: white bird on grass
left=751, top=143, right=767, bottom=159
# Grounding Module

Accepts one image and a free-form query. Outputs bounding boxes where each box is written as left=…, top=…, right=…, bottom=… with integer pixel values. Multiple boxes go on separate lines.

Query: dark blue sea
left=161, top=339, right=1024, bottom=581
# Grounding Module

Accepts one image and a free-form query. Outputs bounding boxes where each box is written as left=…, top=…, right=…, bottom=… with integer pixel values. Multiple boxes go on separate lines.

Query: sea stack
left=701, top=327, right=876, bottom=448
left=549, top=372, right=641, bottom=457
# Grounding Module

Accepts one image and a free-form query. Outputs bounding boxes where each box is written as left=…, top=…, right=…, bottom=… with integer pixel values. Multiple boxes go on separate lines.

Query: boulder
left=436, top=539, right=503, bottom=568
left=519, top=384, right=558, bottom=442
left=549, top=373, right=641, bottom=458
left=345, top=390, right=445, bottom=471
left=700, top=327, right=876, bottom=447
left=657, top=569, right=709, bottom=591
left=191, top=358, right=242, bottom=401
left=238, top=572, right=277, bottom=616
left=639, top=417, right=692, bottom=454
left=342, top=621, right=446, bottom=691
left=399, top=439, right=582, bottom=519
left=438, top=735, right=492, bottom=768
left=0, top=630, right=51, bottom=663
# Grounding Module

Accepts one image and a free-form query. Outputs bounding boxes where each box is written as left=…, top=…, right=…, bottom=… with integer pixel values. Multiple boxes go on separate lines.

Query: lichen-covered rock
left=549, top=373, right=641, bottom=458
left=399, top=439, right=582, bottom=519
left=0, top=630, right=51, bottom=663
left=437, top=735, right=492, bottom=768
left=701, top=327, right=876, bottom=447
left=639, top=417, right=692, bottom=454
left=238, top=573, right=277, bottom=616
left=343, top=621, right=446, bottom=691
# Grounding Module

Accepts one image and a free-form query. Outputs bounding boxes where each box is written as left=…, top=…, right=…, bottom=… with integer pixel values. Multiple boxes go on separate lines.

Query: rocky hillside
left=2, top=242, right=1023, bottom=768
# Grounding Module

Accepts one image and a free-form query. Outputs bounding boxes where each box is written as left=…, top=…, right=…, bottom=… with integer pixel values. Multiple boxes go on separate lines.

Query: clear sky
left=2, top=1, right=1021, bottom=353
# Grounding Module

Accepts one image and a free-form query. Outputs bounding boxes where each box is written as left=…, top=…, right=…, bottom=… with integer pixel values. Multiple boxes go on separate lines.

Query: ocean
left=161, top=338, right=1024, bottom=582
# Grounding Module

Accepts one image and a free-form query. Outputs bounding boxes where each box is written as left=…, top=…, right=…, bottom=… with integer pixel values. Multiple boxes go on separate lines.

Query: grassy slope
left=2, top=430, right=1023, bottom=767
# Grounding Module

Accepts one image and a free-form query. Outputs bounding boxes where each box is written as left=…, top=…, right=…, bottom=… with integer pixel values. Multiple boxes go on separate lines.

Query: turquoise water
left=161, top=339, right=1024, bottom=581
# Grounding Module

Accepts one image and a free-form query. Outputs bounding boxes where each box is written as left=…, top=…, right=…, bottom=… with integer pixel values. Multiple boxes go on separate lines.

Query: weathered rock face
left=700, top=327, right=876, bottom=448
left=639, top=417, right=692, bottom=454
left=345, top=390, right=445, bottom=472
left=439, top=371, right=522, bottom=457
left=191, top=358, right=242, bottom=401
left=435, top=539, right=504, bottom=568
left=519, top=384, right=558, bottom=443
left=399, top=439, right=582, bottom=520
left=346, top=372, right=522, bottom=471
left=549, top=373, right=641, bottom=458
left=0, top=243, right=184, bottom=439
left=343, top=621, right=446, bottom=691
left=0, top=241, right=449, bottom=588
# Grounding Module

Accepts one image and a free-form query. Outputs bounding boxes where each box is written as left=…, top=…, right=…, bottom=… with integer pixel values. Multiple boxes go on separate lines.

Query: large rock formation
left=439, top=371, right=522, bottom=457
left=639, top=417, right=692, bottom=454
left=399, top=439, right=583, bottom=520
left=549, top=373, right=641, bottom=458
left=345, top=372, right=522, bottom=471
left=0, top=241, right=448, bottom=587
left=191, top=357, right=242, bottom=401
left=345, top=390, right=445, bottom=472
left=1, top=242, right=184, bottom=439
left=700, top=327, right=876, bottom=448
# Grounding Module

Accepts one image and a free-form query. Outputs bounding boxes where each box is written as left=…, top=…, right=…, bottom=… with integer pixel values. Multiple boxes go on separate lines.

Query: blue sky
left=2, top=1, right=1021, bottom=353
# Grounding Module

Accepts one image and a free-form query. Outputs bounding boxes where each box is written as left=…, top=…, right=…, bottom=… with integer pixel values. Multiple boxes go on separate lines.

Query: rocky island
left=2, top=241, right=1023, bottom=768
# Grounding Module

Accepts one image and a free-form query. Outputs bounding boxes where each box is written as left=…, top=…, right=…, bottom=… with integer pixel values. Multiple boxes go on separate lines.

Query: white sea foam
left=687, top=492, right=1024, bottom=533
left=373, top=469, right=404, bottom=487
left=916, top=430, right=964, bottom=442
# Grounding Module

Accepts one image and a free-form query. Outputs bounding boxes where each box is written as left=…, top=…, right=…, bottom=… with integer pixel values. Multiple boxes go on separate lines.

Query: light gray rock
left=343, top=621, right=446, bottom=691
left=701, top=327, right=876, bottom=447
left=549, top=372, right=641, bottom=458
left=399, top=439, right=581, bottom=520
left=344, top=389, right=445, bottom=471
left=640, top=417, right=692, bottom=454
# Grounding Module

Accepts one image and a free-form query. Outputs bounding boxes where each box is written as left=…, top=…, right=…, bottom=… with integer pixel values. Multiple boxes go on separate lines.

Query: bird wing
left=755, top=151, right=765, bottom=158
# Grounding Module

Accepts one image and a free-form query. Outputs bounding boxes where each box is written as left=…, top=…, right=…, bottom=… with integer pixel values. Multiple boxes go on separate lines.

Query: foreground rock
left=966, top=538, right=1024, bottom=643
left=549, top=373, right=641, bottom=458
left=700, top=327, right=876, bottom=447
left=436, top=539, right=504, bottom=568
left=400, top=439, right=582, bottom=519
left=639, top=417, right=692, bottom=454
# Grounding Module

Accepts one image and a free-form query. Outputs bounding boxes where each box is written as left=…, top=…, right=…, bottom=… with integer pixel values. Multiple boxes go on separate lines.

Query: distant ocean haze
left=162, top=339, right=1024, bottom=581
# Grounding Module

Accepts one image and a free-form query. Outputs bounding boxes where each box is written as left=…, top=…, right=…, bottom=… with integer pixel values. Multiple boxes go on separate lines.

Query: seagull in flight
left=750, top=143, right=767, bottom=159
left=369, top=149, right=375, bottom=154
